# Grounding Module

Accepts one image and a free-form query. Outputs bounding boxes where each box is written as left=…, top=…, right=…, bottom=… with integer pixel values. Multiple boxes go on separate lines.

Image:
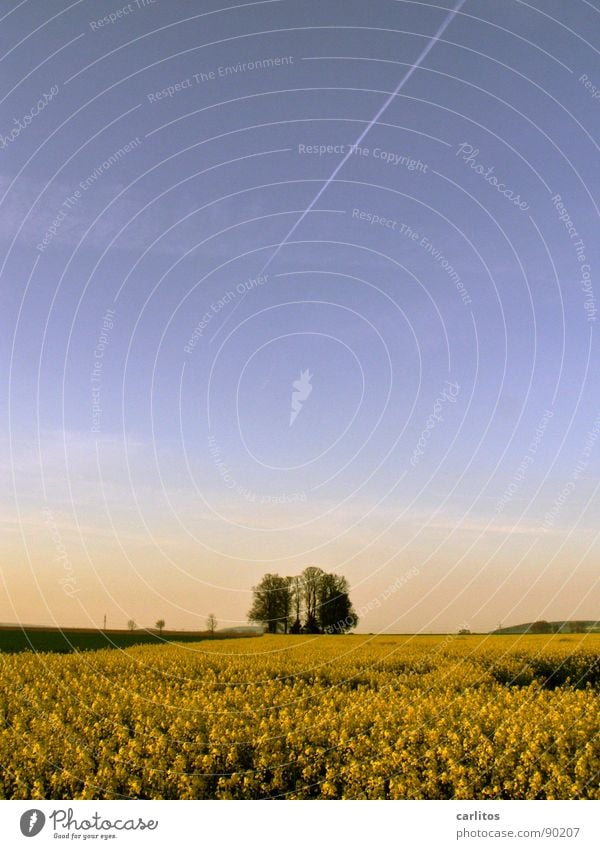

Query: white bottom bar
left=1, top=800, right=598, bottom=847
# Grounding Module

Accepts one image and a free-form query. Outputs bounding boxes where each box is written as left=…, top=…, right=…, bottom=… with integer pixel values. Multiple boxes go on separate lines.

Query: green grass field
left=0, top=626, right=251, bottom=654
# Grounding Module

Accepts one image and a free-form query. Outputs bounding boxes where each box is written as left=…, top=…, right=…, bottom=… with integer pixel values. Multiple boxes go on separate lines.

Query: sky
left=1, top=0, right=599, bottom=633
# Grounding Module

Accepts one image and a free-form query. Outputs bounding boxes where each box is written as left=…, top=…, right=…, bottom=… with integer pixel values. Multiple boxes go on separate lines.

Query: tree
left=301, top=566, right=324, bottom=632
left=127, top=619, right=136, bottom=631
left=290, top=575, right=302, bottom=633
left=155, top=619, right=165, bottom=634
left=248, top=568, right=358, bottom=634
left=281, top=577, right=294, bottom=634
left=206, top=613, right=217, bottom=634
left=318, top=573, right=358, bottom=633
left=248, top=573, right=293, bottom=633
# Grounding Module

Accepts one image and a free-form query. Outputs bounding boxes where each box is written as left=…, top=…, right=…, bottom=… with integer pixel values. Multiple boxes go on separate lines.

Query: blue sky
left=2, top=0, right=599, bottom=632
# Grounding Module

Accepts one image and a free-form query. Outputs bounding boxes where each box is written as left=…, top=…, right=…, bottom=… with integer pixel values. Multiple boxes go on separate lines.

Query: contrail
left=210, top=0, right=467, bottom=342
left=257, top=0, right=468, bottom=274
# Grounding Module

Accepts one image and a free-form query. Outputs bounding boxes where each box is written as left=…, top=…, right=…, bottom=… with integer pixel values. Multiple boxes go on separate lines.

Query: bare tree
left=127, top=619, right=136, bottom=632
left=155, top=619, right=165, bottom=634
left=206, top=613, right=217, bottom=634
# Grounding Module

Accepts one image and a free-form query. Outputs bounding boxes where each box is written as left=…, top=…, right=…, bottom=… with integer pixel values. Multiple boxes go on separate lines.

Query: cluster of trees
left=125, top=615, right=218, bottom=633
left=248, top=567, right=358, bottom=634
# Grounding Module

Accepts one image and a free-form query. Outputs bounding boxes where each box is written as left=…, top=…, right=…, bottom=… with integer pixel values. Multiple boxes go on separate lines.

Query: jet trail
left=210, top=0, right=467, bottom=342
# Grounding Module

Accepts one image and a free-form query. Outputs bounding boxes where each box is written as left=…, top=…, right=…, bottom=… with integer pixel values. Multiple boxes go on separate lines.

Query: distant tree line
left=528, top=620, right=590, bottom=634
left=248, top=567, right=358, bottom=634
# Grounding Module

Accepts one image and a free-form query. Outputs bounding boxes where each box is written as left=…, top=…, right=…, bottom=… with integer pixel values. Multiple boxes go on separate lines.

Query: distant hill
left=492, top=620, right=600, bottom=635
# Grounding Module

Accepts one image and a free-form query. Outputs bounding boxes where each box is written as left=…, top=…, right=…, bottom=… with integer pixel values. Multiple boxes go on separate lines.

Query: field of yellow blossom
left=0, top=634, right=598, bottom=800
